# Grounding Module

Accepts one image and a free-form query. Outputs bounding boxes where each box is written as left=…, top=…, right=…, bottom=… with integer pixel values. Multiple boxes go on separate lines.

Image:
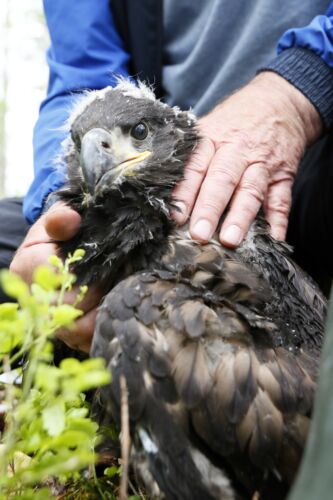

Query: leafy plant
left=0, top=250, right=111, bottom=498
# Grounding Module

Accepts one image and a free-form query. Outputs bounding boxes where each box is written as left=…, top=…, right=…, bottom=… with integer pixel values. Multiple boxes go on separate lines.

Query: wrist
left=252, top=72, right=322, bottom=146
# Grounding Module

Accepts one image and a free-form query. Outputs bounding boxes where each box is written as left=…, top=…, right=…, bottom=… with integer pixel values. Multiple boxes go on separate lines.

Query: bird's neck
left=102, top=194, right=173, bottom=267
left=65, top=188, right=175, bottom=286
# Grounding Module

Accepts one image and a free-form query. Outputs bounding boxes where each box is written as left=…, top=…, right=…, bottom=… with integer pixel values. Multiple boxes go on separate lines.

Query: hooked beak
left=79, top=128, right=151, bottom=195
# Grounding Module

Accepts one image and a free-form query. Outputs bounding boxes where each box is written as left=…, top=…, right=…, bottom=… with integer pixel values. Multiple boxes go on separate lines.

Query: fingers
left=55, top=306, right=98, bottom=353
left=64, top=283, right=105, bottom=313
left=18, top=213, right=54, bottom=247
left=9, top=200, right=93, bottom=353
left=264, top=179, right=292, bottom=240
left=45, top=202, right=81, bottom=241
left=56, top=281, right=103, bottom=353
left=57, top=282, right=105, bottom=352
left=219, top=163, right=268, bottom=247
left=189, top=143, right=248, bottom=242
left=10, top=201, right=81, bottom=281
left=10, top=242, right=57, bottom=283
left=172, top=137, right=215, bottom=224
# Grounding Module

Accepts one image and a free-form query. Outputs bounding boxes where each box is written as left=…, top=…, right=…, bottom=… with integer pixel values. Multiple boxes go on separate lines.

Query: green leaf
left=18, top=449, right=93, bottom=484
left=51, top=304, right=83, bottom=327
left=66, top=417, right=98, bottom=435
left=48, top=254, right=63, bottom=269
left=17, top=488, right=52, bottom=499
left=35, top=364, right=61, bottom=392
left=74, top=284, right=88, bottom=306
left=70, top=371, right=111, bottom=393
left=59, top=357, right=82, bottom=374
left=20, top=432, right=43, bottom=455
left=104, top=465, right=121, bottom=478
left=0, top=270, right=29, bottom=300
left=71, top=249, right=86, bottom=260
left=66, top=407, right=89, bottom=419
left=61, top=357, right=109, bottom=374
left=0, top=302, right=19, bottom=320
left=30, top=283, right=57, bottom=305
left=0, top=252, right=113, bottom=496
left=46, top=430, right=94, bottom=449
left=42, top=400, right=66, bottom=437
left=0, top=318, right=25, bottom=353
left=33, top=265, right=63, bottom=291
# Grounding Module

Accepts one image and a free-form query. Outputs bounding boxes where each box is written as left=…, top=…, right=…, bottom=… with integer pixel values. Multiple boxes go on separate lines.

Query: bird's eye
left=131, top=122, right=148, bottom=141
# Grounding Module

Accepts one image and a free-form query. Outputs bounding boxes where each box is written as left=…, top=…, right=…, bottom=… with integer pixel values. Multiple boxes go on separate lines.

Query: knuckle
left=187, top=156, right=208, bottom=176
left=239, top=180, right=265, bottom=203
left=267, top=195, right=291, bottom=216
left=175, top=182, right=197, bottom=200
left=231, top=129, right=255, bottom=150
left=56, top=329, right=78, bottom=350
left=227, top=206, right=257, bottom=230
left=64, top=340, right=80, bottom=351
left=187, top=163, right=205, bottom=176
left=276, top=219, right=288, bottom=231
left=9, top=262, right=18, bottom=275
left=271, top=219, right=288, bottom=240
left=187, top=138, right=215, bottom=175
left=236, top=131, right=252, bottom=149
left=196, top=199, right=223, bottom=220
left=209, top=166, right=239, bottom=189
left=9, top=255, right=22, bottom=275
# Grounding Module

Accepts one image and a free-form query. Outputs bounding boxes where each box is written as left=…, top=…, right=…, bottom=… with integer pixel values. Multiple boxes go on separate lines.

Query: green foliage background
left=0, top=251, right=111, bottom=498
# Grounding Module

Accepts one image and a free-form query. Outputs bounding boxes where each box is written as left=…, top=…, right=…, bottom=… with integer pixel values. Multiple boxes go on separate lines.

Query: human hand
left=173, top=72, right=322, bottom=246
left=10, top=202, right=103, bottom=352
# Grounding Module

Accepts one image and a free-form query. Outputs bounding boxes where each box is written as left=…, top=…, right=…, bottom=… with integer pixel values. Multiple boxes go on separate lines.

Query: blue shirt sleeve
left=259, top=2, right=333, bottom=129
left=277, top=4, right=333, bottom=67
left=23, top=0, right=130, bottom=224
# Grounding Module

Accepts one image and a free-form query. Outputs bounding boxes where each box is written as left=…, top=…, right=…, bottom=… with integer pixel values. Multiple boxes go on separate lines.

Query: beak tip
left=79, top=128, right=114, bottom=195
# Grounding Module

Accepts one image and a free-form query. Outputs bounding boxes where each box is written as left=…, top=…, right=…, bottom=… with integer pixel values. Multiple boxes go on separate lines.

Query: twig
left=119, top=375, right=130, bottom=500
left=91, top=444, right=107, bottom=500
left=128, top=478, right=147, bottom=500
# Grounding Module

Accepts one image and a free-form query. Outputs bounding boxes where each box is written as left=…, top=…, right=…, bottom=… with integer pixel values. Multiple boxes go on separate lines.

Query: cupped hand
left=10, top=201, right=102, bottom=352
left=173, top=72, right=322, bottom=246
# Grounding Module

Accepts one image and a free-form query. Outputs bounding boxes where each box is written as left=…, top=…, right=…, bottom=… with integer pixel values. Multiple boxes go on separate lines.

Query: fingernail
left=221, top=225, right=243, bottom=247
left=172, top=201, right=187, bottom=224
left=191, top=219, right=213, bottom=241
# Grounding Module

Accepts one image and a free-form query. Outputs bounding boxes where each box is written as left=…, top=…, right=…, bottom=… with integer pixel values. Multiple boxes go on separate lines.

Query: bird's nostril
left=101, top=141, right=110, bottom=149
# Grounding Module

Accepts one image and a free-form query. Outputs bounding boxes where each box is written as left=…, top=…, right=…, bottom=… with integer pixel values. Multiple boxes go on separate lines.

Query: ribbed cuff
left=258, top=48, right=333, bottom=129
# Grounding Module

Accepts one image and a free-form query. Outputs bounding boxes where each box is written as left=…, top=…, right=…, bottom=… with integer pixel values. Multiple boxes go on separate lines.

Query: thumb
left=44, top=202, right=81, bottom=241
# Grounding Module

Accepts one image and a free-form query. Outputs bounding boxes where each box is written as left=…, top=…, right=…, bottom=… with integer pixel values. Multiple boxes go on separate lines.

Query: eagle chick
left=55, top=80, right=326, bottom=500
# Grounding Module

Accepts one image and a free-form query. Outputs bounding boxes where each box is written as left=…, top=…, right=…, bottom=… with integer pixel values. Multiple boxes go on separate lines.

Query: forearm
left=24, top=0, right=130, bottom=223
left=251, top=73, right=322, bottom=146
left=259, top=6, right=333, bottom=130
left=23, top=95, right=74, bottom=223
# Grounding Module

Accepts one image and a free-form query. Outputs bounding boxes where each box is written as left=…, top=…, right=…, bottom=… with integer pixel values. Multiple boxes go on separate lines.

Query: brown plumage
left=55, top=80, right=326, bottom=499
